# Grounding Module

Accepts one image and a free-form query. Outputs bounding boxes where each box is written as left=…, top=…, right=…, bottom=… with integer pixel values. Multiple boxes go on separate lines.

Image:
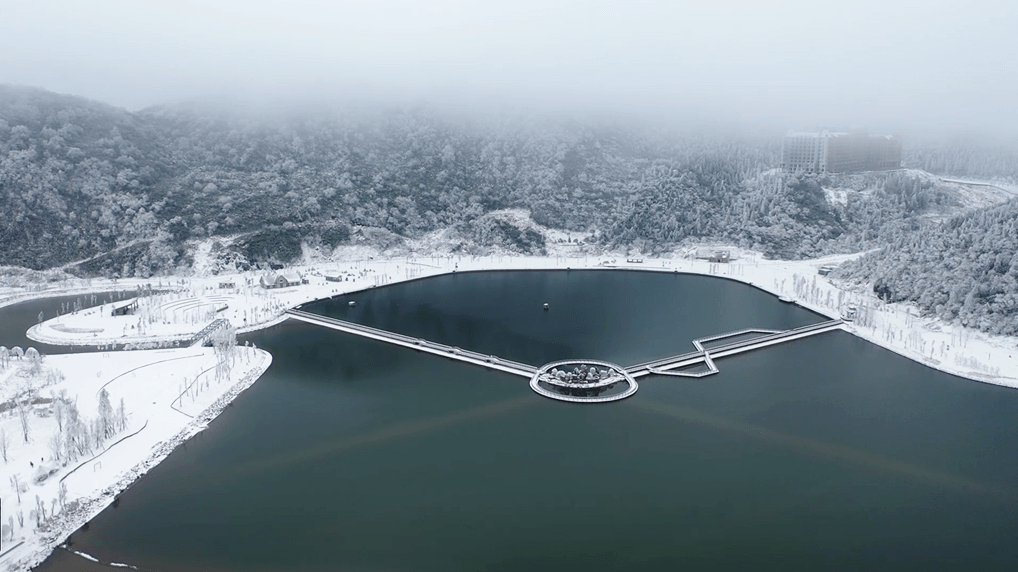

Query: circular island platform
left=529, top=359, right=638, bottom=403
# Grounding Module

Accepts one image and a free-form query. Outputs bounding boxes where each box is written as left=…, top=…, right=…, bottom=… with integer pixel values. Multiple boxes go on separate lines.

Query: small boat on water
left=779, top=296, right=794, bottom=303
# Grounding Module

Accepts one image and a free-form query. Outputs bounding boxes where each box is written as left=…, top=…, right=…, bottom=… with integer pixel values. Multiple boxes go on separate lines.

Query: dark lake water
left=0, top=290, right=144, bottom=354
left=20, top=270, right=1018, bottom=571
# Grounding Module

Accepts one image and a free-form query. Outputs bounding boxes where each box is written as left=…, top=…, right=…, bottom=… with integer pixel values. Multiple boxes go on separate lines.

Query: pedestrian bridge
left=626, top=319, right=845, bottom=379
left=189, top=318, right=232, bottom=348
left=286, top=310, right=537, bottom=378
left=285, top=308, right=844, bottom=403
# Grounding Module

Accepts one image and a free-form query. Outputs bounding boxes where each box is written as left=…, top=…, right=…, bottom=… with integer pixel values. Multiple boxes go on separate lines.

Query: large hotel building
left=781, top=131, right=902, bottom=173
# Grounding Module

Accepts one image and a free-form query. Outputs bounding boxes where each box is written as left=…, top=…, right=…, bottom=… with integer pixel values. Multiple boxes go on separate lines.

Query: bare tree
left=64, top=398, right=90, bottom=461
left=54, top=390, right=67, bottom=433
left=48, top=432, right=63, bottom=464
left=98, top=388, right=115, bottom=441
left=91, top=417, right=104, bottom=450
left=10, top=474, right=21, bottom=504
left=0, top=428, right=9, bottom=463
left=211, top=325, right=237, bottom=385
left=16, top=397, right=31, bottom=444
left=35, top=494, right=45, bottom=526
left=116, top=398, right=128, bottom=431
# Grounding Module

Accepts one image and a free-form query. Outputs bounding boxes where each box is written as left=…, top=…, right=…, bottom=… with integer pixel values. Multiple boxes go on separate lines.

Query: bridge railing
left=627, top=319, right=843, bottom=372
left=189, top=318, right=231, bottom=347
left=286, top=310, right=536, bottom=374
left=704, top=319, right=843, bottom=356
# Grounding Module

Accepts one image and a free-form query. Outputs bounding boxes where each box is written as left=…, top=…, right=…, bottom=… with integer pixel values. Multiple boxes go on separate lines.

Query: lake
left=0, top=290, right=149, bottom=354
left=24, top=270, right=1018, bottom=570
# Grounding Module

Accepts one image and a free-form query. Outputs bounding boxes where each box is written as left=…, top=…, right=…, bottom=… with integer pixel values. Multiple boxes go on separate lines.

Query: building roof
left=109, top=297, right=138, bottom=311
left=787, top=130, right=896, bottom=140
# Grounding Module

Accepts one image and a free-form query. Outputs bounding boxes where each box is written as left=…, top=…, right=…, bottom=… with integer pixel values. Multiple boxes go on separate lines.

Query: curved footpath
left=1, top=344, right=271, bottom=572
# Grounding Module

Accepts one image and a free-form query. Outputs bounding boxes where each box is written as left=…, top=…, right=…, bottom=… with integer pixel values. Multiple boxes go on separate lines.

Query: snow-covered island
left=2, top=247, right=1017, bottom=570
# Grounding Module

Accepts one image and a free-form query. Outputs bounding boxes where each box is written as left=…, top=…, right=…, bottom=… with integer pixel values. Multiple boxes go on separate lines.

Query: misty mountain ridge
left=2, top=85, right=1018, bottom=334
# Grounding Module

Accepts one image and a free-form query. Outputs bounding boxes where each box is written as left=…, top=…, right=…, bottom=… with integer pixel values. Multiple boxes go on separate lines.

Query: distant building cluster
left=781, top=131, right=901, bottom=174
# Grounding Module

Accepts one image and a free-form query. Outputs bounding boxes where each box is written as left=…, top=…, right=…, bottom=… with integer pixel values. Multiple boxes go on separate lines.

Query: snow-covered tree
left=16, top=397, right=31, bottom=444
left=97, top=388, right=115, bottom=440
left=10, top=475, right=21, bottom=504
left=25, top=347, right=42, bottom=375
left=0, top=428, right=9, bottom=463
left=211, top=324, right=237, bottom=384
left=54, top=390, right=67, bottom=433
left=48, top=432, right=63, bottom=464
left=64, top=399, right=91, bottom=461
left=838, top=197, right=1018, bottom=336
left=116, top=397, right=128, bottom=431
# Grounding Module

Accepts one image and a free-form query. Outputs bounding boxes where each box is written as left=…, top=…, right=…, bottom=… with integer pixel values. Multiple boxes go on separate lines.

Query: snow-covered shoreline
left=2, top=248, right=1016, bottom=570
left=10, top=249, right=1018, bottom=387
left=1, top=343, right=271, bottom=572
left=34, top=349, right=272, bottom=554
left=442, top=255, right=1017, bottom=388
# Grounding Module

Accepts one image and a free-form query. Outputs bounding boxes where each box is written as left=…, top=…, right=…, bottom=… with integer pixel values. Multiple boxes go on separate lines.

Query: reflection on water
left=25, top=271, right=1018, bottom=571
left=632, top=399, right=1017, bottom=500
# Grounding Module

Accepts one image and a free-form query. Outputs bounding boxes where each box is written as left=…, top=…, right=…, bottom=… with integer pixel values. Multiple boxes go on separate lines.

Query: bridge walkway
left=626, top=319, right=844, bottom=378
left=286, top=309, right=536, bottom=378
left=189, top=318, right=231, bottom=347
left=287, top=309, right=842, bottom=384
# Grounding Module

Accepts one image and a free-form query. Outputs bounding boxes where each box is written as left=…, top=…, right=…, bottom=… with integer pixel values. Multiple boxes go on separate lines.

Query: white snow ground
left=0, top=345, right=270, bottom=571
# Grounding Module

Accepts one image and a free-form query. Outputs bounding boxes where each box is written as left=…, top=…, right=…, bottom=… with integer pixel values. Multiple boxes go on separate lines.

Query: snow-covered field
left=0, top=344, right=270, bottom=571
left=2, top=247, right=1017, bottom=570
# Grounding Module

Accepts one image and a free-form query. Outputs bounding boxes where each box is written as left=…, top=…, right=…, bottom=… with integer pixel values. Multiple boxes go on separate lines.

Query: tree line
left=837, top=197, right=1018, bottom=336
left=2, top=84, right=1017, bottom=332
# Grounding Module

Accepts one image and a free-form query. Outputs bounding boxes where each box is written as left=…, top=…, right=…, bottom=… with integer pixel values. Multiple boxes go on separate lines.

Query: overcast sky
left=1, top=0, right=1015, bottom=135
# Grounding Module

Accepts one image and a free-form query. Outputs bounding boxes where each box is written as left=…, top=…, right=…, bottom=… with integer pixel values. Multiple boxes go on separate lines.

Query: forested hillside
left=905, top=142, right=1018, bottom=183
left=603, top=166, right=972, bottom=258
left=1, top=85, right=1013, bottom=282
left=836, top=198, right=1018, bottom=335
